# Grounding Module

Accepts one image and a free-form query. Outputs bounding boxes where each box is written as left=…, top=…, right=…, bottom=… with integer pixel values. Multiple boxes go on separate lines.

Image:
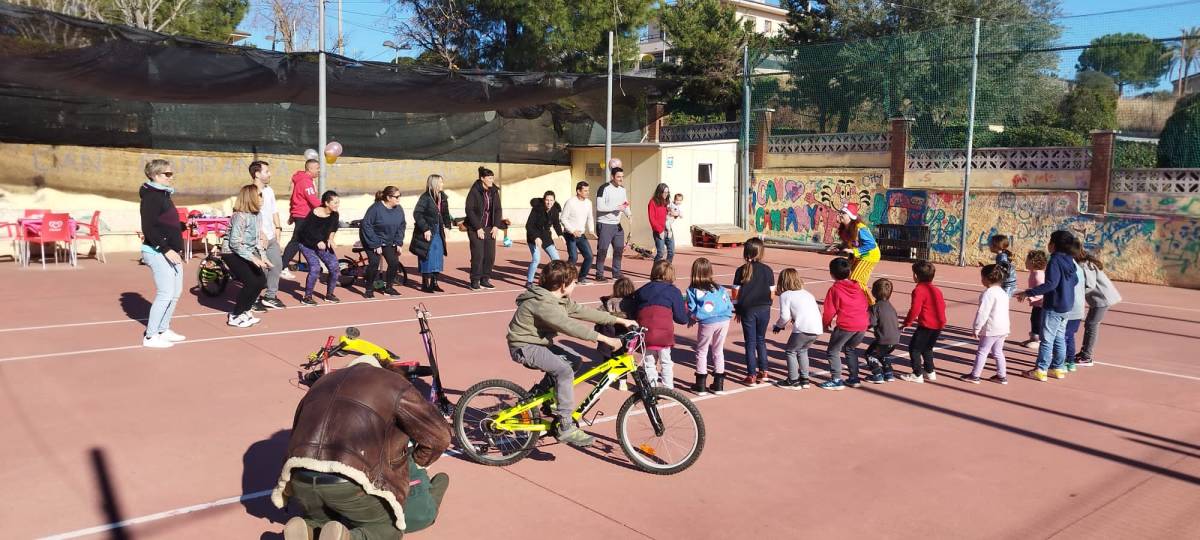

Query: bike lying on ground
left=452, top=327, right=706, bottom=475
left=336, top=220, right=409, bottom=291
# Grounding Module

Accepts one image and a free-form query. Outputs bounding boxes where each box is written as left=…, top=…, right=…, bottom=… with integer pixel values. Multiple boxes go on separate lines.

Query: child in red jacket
left=634, top=260, right=689, bottom=388
left=820, top=257, right=870, bottom=390
left=901, top=260, right=948, bottom=383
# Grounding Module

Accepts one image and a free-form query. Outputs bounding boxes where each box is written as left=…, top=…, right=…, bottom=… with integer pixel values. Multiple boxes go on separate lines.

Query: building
left=1172, top=72, right=1200, bottom=96
left=636, top=0, right=788, bottom=74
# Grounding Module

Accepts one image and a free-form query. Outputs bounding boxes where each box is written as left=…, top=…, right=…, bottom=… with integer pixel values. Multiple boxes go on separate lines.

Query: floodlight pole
left=740, top=44, right=750, bottom=229
left=338, top=0, right=344, bottom=55
left=318, top=0, right=328, bottom=192
left=605, top=31, right=613, bottom=181
left=958, top=17, right=980, bottom=267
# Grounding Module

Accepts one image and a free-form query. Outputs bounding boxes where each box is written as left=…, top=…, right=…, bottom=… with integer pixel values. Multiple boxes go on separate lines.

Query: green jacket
left=506, top=286, right=618, bottom=347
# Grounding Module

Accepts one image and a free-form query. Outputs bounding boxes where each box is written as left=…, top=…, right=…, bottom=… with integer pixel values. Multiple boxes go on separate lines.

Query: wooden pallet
left=691, top=224, right=753, bottom=248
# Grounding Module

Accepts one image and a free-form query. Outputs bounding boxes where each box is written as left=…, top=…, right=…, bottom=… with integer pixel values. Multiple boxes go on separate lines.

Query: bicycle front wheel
left=616, top=387, right=705, bottom=475
left=336, top=258, right=357, bottom=288
left=197, top=256, right=229, bottom=297
left=453, top=379, right=542, bottom=467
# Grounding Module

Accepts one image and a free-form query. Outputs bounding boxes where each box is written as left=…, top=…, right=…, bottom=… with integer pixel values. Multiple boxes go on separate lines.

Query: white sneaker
left=243, top=313, right=261, bottom=325
left=159, top=329, right=186, bottom=342
left=925, top=372, right=937, bottom=382
left=142, top=334, right=174, bottom=348
left=227, top=313, right=255, bottom=328
left=280, top=269, right=296, bottom=279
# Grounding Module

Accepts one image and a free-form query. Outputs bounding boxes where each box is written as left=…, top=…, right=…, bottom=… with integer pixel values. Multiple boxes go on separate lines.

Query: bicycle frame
left=491, top=352, right=639, bottom=432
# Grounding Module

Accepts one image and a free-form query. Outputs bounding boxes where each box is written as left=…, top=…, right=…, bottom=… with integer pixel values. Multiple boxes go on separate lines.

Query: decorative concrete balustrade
left=1111, top=169, right=1200, bottom=194
left=905, top=147, right=1093, bottom=171
left=767, top=132, right=891, bottom=154
left=659, top=122, right=741, bottom=143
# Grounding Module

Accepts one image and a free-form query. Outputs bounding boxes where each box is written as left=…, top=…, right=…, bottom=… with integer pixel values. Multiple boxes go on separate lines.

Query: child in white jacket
left=771, top=268, right=823, bottom=389
left=965, top=264, right=1010, bottom=384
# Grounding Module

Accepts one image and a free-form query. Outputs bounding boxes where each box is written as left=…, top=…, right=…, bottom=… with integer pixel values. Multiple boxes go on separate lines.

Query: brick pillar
left=1088, top=130, right=1117, bottom=214
left=889, top=117, right=913, bottom=189
left=752, top=108, right=774, bottom=170
left=646, top=102, right=666, bottom=143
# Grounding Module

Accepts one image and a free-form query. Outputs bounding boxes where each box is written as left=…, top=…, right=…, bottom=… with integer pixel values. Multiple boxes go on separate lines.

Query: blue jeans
left=142, top=250, right=183, bottom=338
left=740, top=305, right=771, bottom=376
left=1036, top=310, right=1069, bottom=371
left=653, top=231, right=675, bottom=262
left=1065, top=318, right=1081, bottom=363
left=526, top=242, right=560, bottom=284
left=563, top=233, right=593, bottom=279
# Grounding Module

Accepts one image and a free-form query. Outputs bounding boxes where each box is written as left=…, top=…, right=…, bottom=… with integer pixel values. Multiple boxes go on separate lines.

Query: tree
left=1057, top=70, right=1118, bottom=134
left=1157, top=94, right=1200, bottom=167
left=1076, top=33, right=1171, bottom=95
left=391, top=0, right=482, bottom=70
left=172, top=0, right=249, bottom=43
left=18, top=0, right=247, bottom=41
left=658, top=0, right=757, bottom=116
left=1170, top=27, right=1200, bottom=97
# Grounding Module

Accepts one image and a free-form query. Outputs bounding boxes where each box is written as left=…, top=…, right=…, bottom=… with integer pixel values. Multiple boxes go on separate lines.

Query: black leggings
left=365, top=245, right=400, bottom=287
left=221, top=254, right=266, bottom=316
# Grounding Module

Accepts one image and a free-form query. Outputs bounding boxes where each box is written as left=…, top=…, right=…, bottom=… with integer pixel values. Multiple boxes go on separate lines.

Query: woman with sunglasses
left=359, top=185, right=407, bottom=298
left=138, top=159, right=186, bottom=348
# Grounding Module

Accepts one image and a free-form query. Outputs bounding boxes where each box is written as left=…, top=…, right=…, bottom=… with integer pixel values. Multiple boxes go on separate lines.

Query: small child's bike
left=197, top=231, right=231, bottom=296
left=452, top=327, right=706, bottom=475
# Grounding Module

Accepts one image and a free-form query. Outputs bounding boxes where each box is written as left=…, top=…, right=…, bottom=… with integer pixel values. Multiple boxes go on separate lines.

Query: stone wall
left=749, top=169, right=889, bottom=244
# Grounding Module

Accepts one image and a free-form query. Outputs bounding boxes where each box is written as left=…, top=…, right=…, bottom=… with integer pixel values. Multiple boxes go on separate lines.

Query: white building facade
left=637, top=0, right=788, bottom=73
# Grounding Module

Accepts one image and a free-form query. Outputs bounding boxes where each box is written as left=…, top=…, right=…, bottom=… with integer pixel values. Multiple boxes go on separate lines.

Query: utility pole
left=337, top=0, right=344, bottom=55
left=740, top=44, right=750, bottom=229
left=957, top=17, right=981, bottom=267
left=604, top=31, right=613, bottom=181
left=318, top=0, right=328, bottom=192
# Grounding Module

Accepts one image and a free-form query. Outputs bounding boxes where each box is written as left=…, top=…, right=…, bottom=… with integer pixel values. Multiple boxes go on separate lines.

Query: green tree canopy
left=658, top=0, right=758, bottom=116
left=1076, top=33, right=1171, bottom=95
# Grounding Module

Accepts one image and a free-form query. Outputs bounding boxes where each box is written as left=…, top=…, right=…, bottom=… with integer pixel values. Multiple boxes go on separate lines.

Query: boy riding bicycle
left=506, top=260, right=634, bottom=447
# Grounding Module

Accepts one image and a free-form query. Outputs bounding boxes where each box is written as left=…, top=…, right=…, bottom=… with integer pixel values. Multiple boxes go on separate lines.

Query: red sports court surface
left=1, top=243, right=1197, bottom=539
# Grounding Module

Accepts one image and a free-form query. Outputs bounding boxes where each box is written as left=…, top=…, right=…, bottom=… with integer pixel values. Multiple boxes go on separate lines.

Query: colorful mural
left=1110, top=193, right=1200, bottom=218
left=749, top=170, right=889, bottom=244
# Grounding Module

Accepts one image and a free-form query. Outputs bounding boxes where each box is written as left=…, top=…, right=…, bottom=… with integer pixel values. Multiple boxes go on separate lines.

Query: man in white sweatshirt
left=559, top=181, right=596, bottom=284
left=594, top=167, right=631, bottom=281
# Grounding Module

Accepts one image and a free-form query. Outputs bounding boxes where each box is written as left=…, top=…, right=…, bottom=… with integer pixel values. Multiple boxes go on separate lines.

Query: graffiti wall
left=749, top=169, right=889, bottom=244
left=1110, top=193, right=1200, bottom=218
left=883, top=189, right=1200, bottom=289
left=905, top=169, right=1089, bottom=190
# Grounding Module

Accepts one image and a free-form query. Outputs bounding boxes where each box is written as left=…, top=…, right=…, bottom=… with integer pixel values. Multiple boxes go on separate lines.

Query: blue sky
left=237, top=0, right=1199, bottom=85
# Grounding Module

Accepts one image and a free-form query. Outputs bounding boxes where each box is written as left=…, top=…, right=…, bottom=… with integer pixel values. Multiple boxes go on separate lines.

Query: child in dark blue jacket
left=635, top=260, right=689, bottom=389
left=1017, top=230, right=1079, bottom=381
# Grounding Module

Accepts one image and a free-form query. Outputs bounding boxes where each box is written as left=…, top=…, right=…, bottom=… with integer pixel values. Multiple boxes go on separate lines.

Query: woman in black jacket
left=138, top=159, right=186, bottom=349
left=523, top=190, right=563, bottom=289
left=463, top=166, right=507, bottom=290
left=411, top=174, right=455, bottom=293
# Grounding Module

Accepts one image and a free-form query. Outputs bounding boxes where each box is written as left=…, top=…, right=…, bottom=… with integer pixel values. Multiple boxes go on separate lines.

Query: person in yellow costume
left=835, top=203, right=880, bottom=302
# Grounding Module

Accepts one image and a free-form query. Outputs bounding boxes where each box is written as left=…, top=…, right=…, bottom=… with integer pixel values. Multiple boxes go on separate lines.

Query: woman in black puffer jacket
left=523, top=190, right=563, bottom=289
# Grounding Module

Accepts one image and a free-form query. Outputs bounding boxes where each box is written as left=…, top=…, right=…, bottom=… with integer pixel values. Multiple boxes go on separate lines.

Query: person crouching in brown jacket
left=272, top=355, right=452, bottom=540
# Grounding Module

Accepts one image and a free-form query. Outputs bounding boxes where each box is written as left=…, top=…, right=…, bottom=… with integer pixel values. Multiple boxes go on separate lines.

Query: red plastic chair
left=24, top=209, right=49, bottom=218
left=11, top=209, right=50, bottom=263
left=24, top=212, right=75, bottom=269
left=75, top=210, right=105, bottom=263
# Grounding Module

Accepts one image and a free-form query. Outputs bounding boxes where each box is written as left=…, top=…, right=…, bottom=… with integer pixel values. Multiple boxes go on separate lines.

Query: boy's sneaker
left=925, top=372, right=937, bottom=382
left=900, top=373, right=924, bottom=383
left=757, top=372, right=770, bottom=385
left=260, top=296, right=286, bottom=309
left=252, top=300, right=268, bottom=313
left=884, top=372, right=896, bottom=383
left=1049, top=368, right=1068, bottom=379
left=1066, top=362, right=1077, bottom=372
left=382, top=287, right=401, bottom=296
left=960, top=374, right=981, bottom=384
left=1075, top=354, right=1095, bottom=367
left=480, top=280, right=496, bottom=289
left=775, top=378, right=806, bottom=390
left=325, top=294, right=341, bottom=304
left=988, top=374, right=1009, bottom=385
left=557, top=426, right=596, bottom=447
left=868, top=374, right=886, bottom=384
left=818, top=380, right=844, bottom=391
left=142, top=334, right=174, bottom=348
left=1026, top=369, right=1048, bottom=382
left=227, top=313, right=254, bottom=328
left=742, top=374, right=757, bottom=386
left=845, top=378, right=862, bottom=388
left=300, top=296, right=318, bottom=306
left=243, top=312, right=261, bottom=325
left=363, top=289, right=375, bottom=299
left=159, top=329, right=187, bottom=342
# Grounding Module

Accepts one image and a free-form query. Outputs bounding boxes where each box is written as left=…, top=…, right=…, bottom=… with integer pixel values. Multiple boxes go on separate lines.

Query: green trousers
left=289, top=469, right=448, bottom=540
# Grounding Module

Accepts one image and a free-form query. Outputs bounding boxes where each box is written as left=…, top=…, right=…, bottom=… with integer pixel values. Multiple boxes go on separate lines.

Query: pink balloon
left=324, top=141, right=343, bottom=158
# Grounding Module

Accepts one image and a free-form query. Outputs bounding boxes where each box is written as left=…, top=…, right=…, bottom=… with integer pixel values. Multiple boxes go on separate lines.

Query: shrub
left=1114, top=140, right=1158, bottom=168
left=1157, top=98, right=1200, bottom=168
left=994, top=126, right=1086, bottom=147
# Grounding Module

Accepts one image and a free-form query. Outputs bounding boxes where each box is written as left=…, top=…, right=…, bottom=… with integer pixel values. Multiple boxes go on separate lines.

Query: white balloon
left=608, top=158, right=622, bottom=170
left=304, top=148, right=319, bottom=161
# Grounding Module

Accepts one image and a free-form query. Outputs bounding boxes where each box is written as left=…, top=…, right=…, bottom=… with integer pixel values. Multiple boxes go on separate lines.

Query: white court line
left=886, top=274, right=1200, bottom=315
left=35, top=332, right=1196, bottom=539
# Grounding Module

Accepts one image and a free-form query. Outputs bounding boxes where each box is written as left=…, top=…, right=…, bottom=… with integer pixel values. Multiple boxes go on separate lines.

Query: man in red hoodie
left=282, top=159, right=323, bottom=272
left=901, top=260, right=948, bottom=383
left=821, top=257, right=870, bottom=390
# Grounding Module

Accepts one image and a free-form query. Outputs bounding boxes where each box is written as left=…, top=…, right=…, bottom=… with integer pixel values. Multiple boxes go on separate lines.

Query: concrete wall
left=0, top=143, right=572, bottom=255
left=1109, top=193, right=1200, bottom=218
left=748, top=168, right=889, bottom=244
left=881, top=189, right=1200, bottom=288
left=904, top=168, right=1089, bottom=190
left=570, top=141, right=739, bottom=249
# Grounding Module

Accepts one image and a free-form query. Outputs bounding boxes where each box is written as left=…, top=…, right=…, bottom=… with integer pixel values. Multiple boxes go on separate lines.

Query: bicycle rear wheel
left=336, top=258, right=357, bottom=288
left=616, top=387, right=705, bottom=475
left=453, top=379, right=543, bottom=467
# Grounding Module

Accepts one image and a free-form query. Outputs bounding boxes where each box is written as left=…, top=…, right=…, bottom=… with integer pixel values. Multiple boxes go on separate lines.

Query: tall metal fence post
left=604, top=31, right=613, bottom=180
left=318, top=0, right=327, bottom=192
left=957, top=18, right=981, bottom=267
left=739, top=44, right=750, bottom=229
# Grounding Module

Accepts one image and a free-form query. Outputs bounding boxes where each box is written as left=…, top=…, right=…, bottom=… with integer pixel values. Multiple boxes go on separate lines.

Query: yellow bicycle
left=452, top=327, right=706, bottom=475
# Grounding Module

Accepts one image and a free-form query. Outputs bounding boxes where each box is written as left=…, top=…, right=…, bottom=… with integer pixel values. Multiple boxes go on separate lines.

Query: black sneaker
left=846, top=378, right=863, bottom=388
left=469, top=281, right=481, bottom=290
left=251, top=300, right=268, bottom=313
left=988, top=374, right=1009, bottom=385
left=260, top=296, right=286, bottom=309
left=325, top=294, right=341, bottom=304
left=382, top=287, right=401, bottom=296
left=363, top=289, right=375, bottom=299
left=480, top=280, right=496, bottom=289
left=868, top=374, right=886, bottom=384
left=775, top=378, right=806, bottom=390
left=594, top=276, right=608, bottom=283
left=300, top=296, right=317, bottom=306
